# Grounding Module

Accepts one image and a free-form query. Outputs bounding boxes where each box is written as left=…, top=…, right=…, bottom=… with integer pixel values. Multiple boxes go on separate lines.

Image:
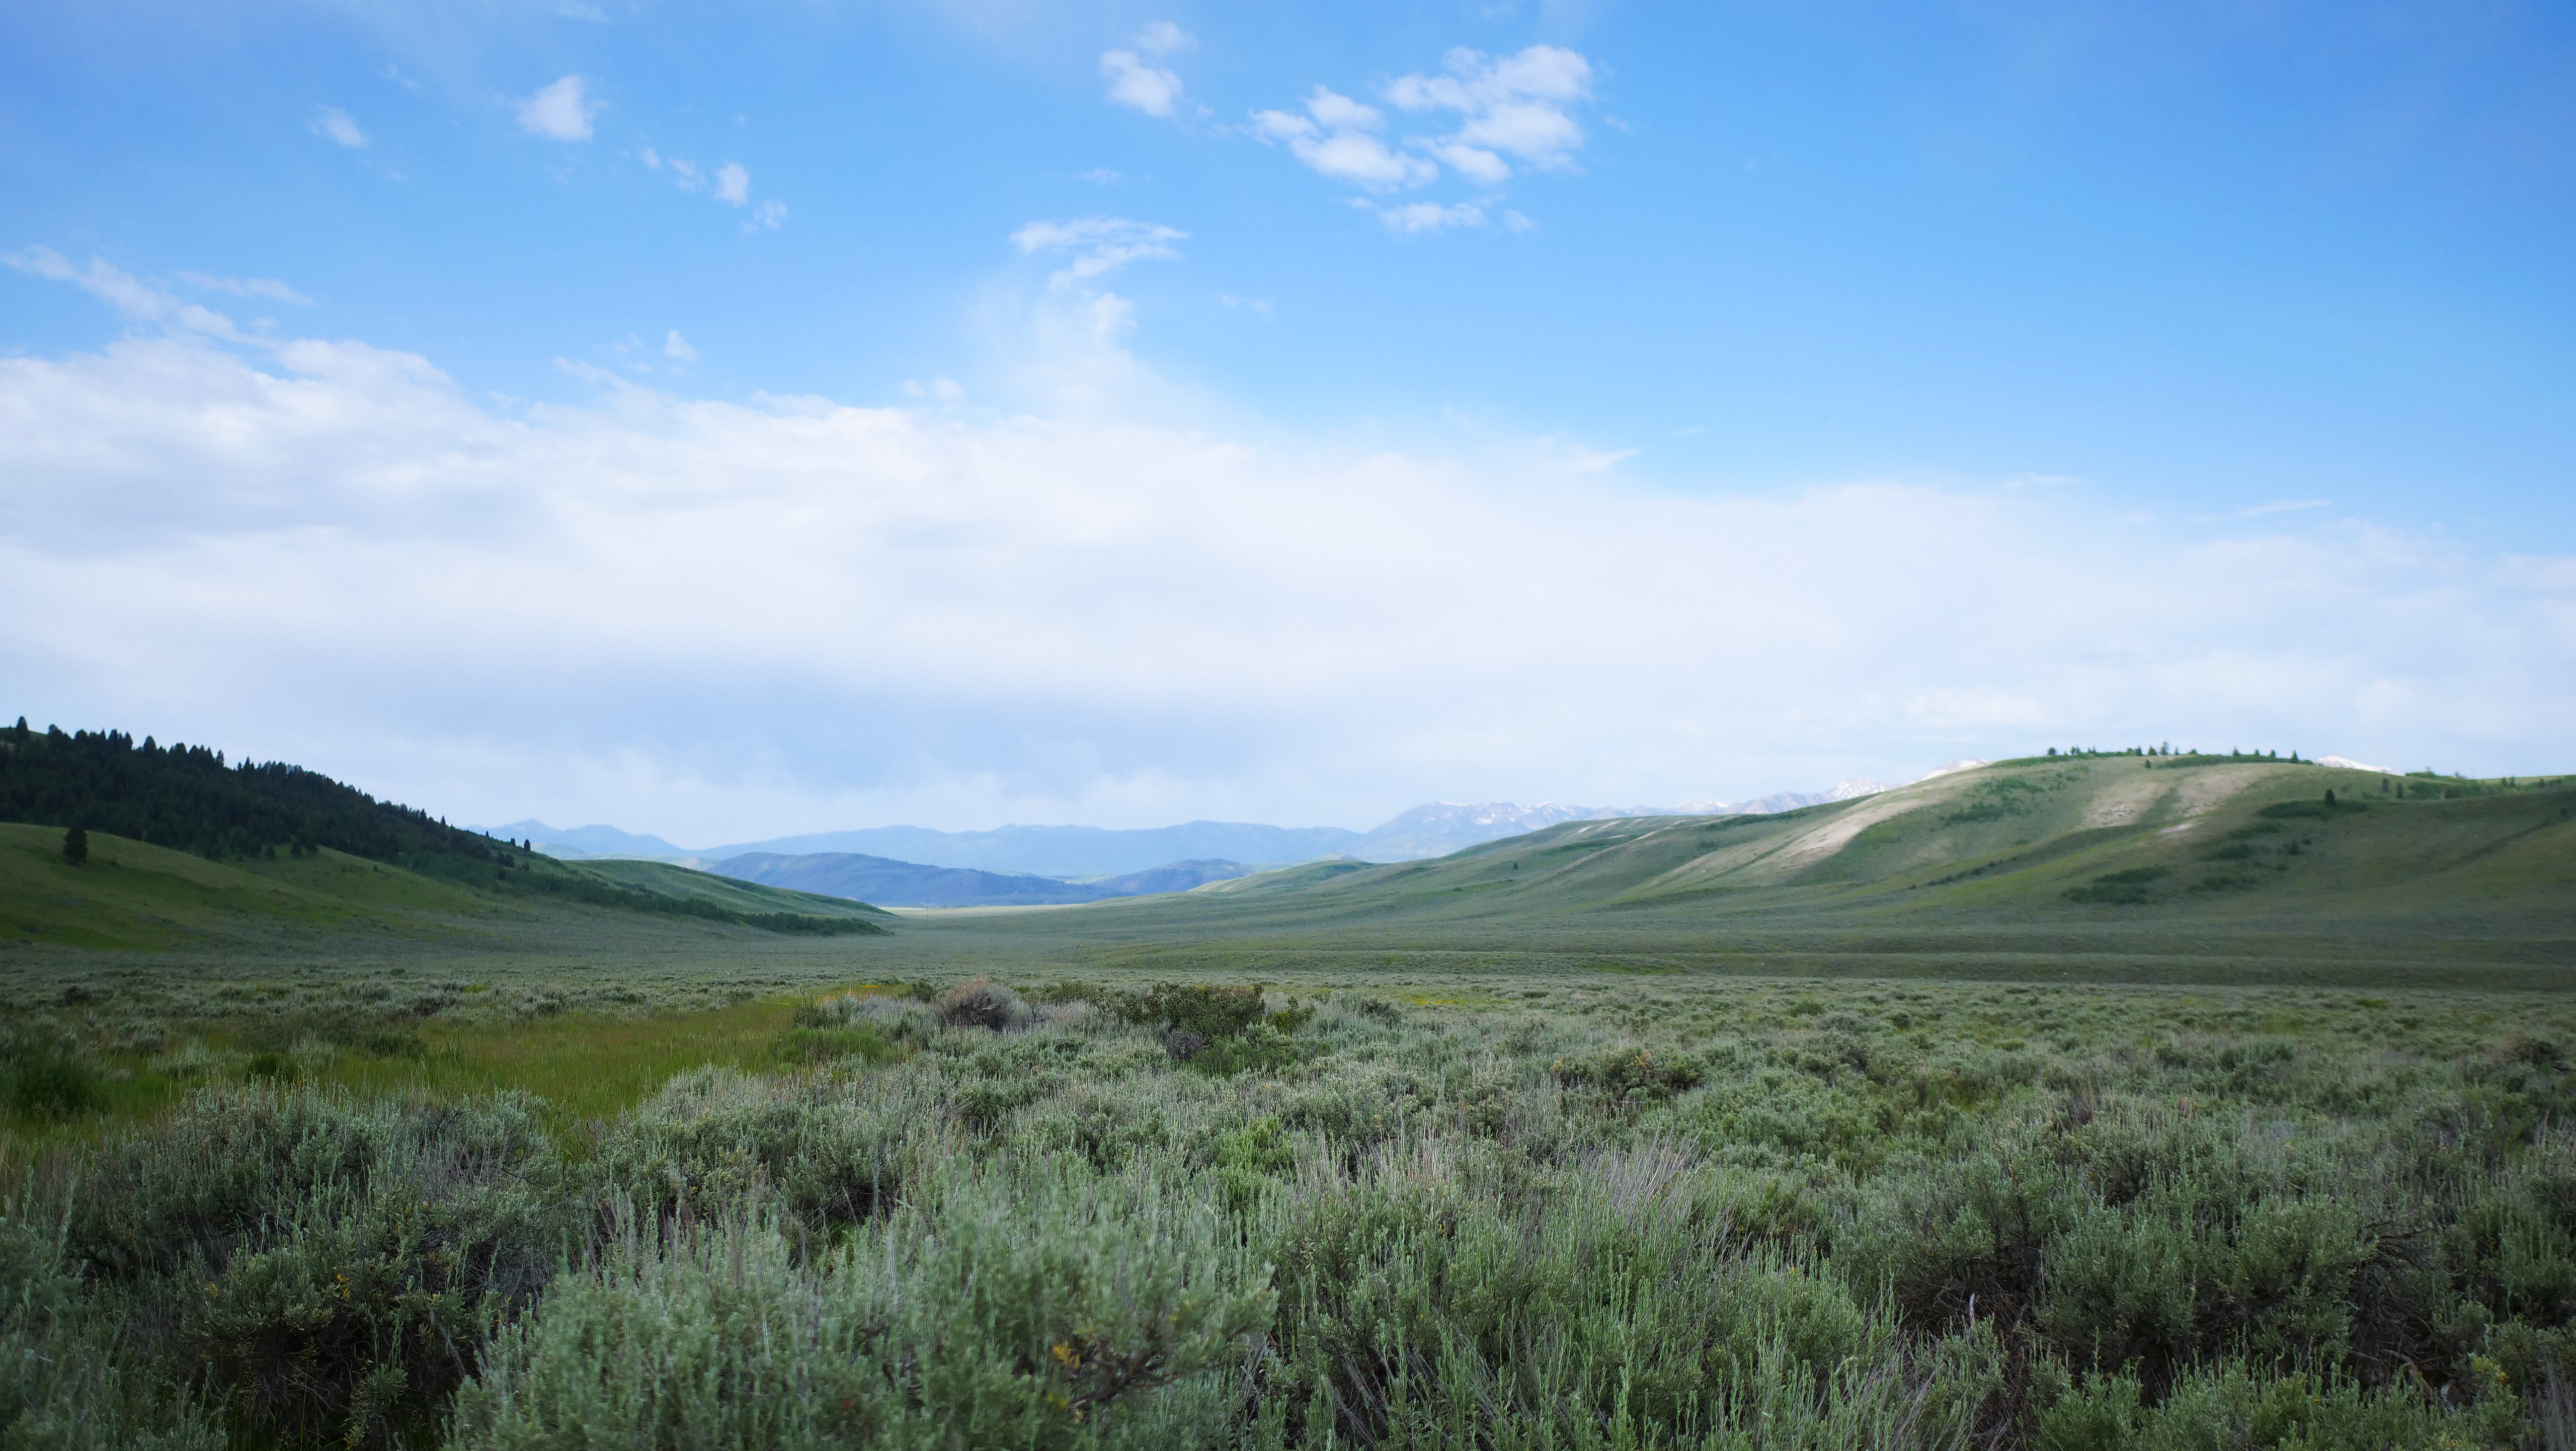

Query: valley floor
left=7, top=952, right=2576, bottom=1449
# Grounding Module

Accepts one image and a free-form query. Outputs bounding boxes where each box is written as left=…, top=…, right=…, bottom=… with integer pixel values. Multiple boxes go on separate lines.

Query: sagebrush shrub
left=0, top=1189, right=222, bottom=1449
left=934, top=977, right=1030, bottom=1031
left=70, top=1084, right=564, bottom=1449
left=449, top=1166, right=1272, bottom=1450
left=591, top=1067, right=924, bottom=1235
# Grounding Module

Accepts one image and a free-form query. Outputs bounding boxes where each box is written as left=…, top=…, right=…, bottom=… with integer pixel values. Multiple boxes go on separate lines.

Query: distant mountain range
left=476, top=777, right=1903, bottom=906
left=710, top=853, right=1257, bottom=908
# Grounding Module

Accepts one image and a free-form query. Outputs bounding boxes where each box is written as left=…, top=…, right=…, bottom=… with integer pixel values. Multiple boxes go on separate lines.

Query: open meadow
left=4, top=755, right=2574, bottom=1448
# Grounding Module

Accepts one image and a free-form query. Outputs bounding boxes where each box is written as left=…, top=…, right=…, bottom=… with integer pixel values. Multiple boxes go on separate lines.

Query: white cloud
left=1377, top=201, right=1487, bottom=233
left=5, top=249, right=245, bottom=340
left=641, top=150, right=778, bottom=227
left=663, top=330, right=696, bottom=362
left=1385, top=44, right=1595, bottom=174
left=516, top=74, right=598, bottom=141
left=1252, top=91, right=1439, bottom=190
left=1132, top=21, right=1192, bottom=57
left=1217, top=293, right=1272, bottom=317
left=1429, top=141, right=1510, bottom=185
left=179, top=271, right=315, bottom=305
left=312, top=106, right=369, bottom=149
left=7, top=262, right=2569, bottom=837
left=1011, top=216, right=1185, bottom=286
left=1101, top=50, right=1184, bottom=118
left=902, top=377, right=967, bottom=402
left=5, top=317, right=2568, bottom=837
left=1074, top=168, right=1124, bottom=185
left=1100, top=20, right=1193, bottom=117
left=1303, top=87, right=1381, bottom=132
left=1252, top=48, right=1597, bottom=213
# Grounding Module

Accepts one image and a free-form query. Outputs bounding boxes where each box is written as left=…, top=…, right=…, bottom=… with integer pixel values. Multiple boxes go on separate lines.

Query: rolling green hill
left=0, top=823, right=890, bottom=951
left=0, top=830, right=891, bottom=953
left=0, top=720, right=893, bottom=945
left=913, top=755, right=2573, bottom=981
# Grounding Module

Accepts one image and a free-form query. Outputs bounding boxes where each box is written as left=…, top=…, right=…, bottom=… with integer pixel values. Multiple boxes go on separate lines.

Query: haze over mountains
left=476, top=778, right=1906, bottom=908
left=485, top=779, right=1898, bottom=880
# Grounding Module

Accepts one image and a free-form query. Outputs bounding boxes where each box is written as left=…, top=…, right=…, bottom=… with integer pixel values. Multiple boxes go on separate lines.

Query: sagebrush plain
left=4, top=754, right=2573, bottom=1449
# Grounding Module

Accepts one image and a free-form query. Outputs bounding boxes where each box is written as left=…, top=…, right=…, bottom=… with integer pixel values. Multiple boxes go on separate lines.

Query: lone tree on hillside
left=62, top=823, right=88, bottom=865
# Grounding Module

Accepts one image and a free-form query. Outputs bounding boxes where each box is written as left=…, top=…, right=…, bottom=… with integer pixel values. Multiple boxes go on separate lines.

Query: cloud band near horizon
left=3, top=262, right=2569, bottom=844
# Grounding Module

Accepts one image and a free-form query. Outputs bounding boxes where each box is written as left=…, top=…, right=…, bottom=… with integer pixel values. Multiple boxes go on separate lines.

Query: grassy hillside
left=0, top=720, right=893, bottom=946
left=898, top=757, right=2574, bottom=982
left=1112, top=756, right=2576, bottom=928
left=0, top=823, right=889, bottom=952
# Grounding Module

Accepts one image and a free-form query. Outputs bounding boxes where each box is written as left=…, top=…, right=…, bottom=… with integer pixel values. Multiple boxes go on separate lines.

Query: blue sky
left=5, top=1, right=2573, bottom=840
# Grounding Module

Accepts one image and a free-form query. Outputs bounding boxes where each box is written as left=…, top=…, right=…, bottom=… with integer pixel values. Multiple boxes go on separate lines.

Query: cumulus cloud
left=1010, top=216, right=1185, bottom=286
left=663, top=330, right=696, bottom=362
left=714, top=162, right=750, bottom=205
left=1385, top=44, right=1594, bottom=173
left=743, top=200, right=786, bottom=233
left=1101, top=26, right=1191, bottom=118
left=1252, top=45, right=1598, bottom=226
left=1252, top=89, right=1439, bottom=190
left=516, top=74, right=598, bottom=141
left=312, top=106, right=369, bottom=149
left=4, top=272, right=2569, bottom=839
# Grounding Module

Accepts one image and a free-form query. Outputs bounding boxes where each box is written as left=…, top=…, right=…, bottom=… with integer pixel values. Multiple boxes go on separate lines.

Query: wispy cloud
left=311, top=106, right=369, bottom=149
left=1375, top=201, right=1486, bottom=233
left=5, top=248, right=246, bottom=340
left=1011, top=216, right=1185, bottom=286
left=663, top=330, right=696, bottom=362
left=178, top=271, right=314, bottom=305
left=516, top=75, right=598, bottom=141
left=640, top=149, right=782, bottom=231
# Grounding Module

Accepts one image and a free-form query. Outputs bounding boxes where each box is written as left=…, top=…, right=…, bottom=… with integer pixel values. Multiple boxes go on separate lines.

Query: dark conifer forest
left=0, top=717, right=504, bottom=866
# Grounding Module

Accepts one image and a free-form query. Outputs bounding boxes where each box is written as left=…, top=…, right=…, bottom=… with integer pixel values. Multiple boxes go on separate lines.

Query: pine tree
left=62, top=823, right=88, bottom=865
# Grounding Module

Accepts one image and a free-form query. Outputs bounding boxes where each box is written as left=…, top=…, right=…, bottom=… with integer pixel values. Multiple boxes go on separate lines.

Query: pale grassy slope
left=1037, top=757, right=2576, bottom=955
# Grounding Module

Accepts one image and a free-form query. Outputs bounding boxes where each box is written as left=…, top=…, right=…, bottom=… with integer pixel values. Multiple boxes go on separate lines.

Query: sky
left=4, top=0, right=2573, bottom=842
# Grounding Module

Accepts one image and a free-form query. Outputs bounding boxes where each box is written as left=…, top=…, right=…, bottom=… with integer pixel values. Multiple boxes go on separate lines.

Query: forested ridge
left=0, top=718, right=504, bottom=864
left=0, top=719, right=882, bottom=936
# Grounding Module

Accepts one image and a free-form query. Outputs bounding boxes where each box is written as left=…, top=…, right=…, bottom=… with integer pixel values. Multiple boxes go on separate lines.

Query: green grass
left=0, top=822, right=889, bottom=959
